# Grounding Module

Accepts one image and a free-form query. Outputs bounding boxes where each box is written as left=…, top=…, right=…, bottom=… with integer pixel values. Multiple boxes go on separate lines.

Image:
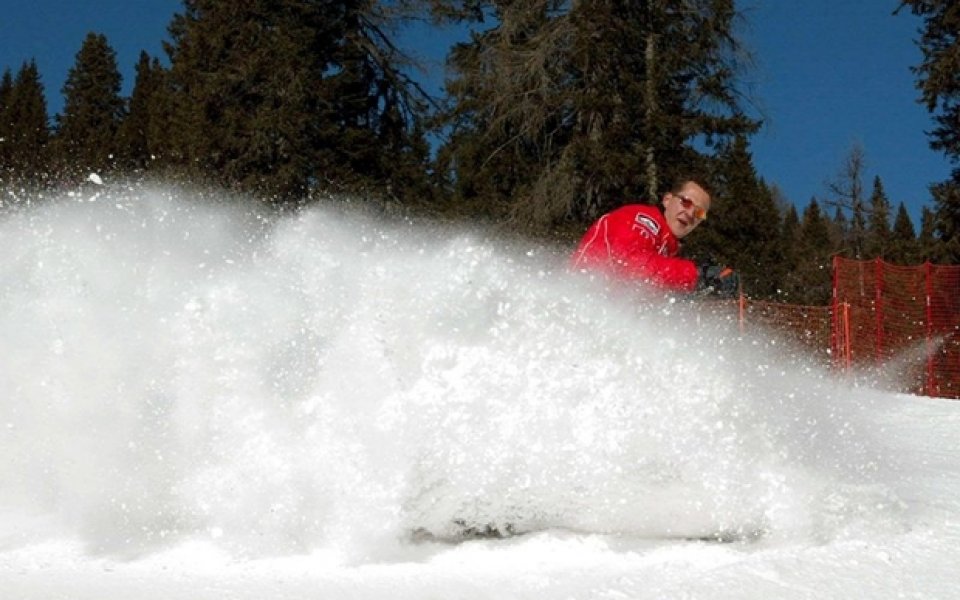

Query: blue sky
left=0, top=1, right=951, bottom=226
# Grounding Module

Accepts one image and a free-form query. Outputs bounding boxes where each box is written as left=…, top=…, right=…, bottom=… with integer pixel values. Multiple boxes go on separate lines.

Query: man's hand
left=696, top=264, right=740, bottom=298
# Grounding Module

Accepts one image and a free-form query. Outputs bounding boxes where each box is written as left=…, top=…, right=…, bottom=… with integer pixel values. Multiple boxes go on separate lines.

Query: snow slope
left=1, top=183, right=958, bottom=599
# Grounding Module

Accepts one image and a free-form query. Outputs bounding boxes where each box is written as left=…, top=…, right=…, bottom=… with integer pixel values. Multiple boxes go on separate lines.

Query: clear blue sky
left=0, top=0, right=951, bottom=226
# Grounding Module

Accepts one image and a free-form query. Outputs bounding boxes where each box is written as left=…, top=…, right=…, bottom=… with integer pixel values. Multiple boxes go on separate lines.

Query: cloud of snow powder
left=0, top=183, right=910, bottom=561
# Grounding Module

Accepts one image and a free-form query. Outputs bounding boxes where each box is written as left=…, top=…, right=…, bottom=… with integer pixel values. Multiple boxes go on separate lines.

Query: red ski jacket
left=570, top=204, right=699, bottom=292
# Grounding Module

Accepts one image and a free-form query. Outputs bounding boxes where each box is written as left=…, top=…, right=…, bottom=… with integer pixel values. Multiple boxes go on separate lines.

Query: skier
left=570, top=178, right=739, bottom=297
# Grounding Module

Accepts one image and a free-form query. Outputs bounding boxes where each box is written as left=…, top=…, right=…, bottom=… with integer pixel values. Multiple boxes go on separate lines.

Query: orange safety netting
left=831, top=257, right=960, bottom=398
left=728, top=257, right=960, bottom=399
left=736, top=297, right=834, bottom=367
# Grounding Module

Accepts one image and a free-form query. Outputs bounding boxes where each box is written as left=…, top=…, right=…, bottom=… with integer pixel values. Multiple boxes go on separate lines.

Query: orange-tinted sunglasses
left=675, top=194, right=707, bottom=221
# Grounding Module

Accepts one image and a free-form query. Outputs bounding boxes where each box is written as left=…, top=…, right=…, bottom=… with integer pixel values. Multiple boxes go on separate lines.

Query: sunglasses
left=675, top=194, right=707, bottom=221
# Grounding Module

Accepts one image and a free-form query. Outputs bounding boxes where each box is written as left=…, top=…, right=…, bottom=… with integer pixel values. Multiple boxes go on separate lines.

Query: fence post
left=925, top=261, right=935, bottom=396
left=832, top=301, right=853, bottom=373
left=831, top=255, right=840, bottom=367
left=738, top=292, right=745, bottom=334
left=875, top=258, right=884, bottom=366
left=843, top=302, right=852, bottom=372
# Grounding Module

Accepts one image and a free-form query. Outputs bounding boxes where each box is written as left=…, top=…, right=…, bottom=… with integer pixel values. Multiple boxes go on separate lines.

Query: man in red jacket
left=570, top=178, right=738, bottom=296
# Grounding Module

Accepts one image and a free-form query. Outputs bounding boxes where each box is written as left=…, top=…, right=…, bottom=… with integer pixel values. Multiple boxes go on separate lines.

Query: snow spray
left=0, top=182, right=908, bottom=561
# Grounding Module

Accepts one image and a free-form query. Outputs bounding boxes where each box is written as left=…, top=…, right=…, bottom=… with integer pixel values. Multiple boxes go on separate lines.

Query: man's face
left=662, top=182, right=711, bottom=239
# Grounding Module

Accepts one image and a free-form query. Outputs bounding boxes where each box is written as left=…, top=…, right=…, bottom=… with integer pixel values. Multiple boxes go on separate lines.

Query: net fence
left=728, top=257, right=960, bottom=399
left=832, top=257, right=960, bottom=398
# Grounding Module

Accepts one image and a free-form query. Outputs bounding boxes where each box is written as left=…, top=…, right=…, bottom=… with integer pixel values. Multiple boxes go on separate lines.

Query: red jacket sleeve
left=571, top=206, right=699, bottom=292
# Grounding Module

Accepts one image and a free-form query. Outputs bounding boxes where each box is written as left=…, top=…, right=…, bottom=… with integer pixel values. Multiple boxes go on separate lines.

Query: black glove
left=696, top=264, right=740, bottom=298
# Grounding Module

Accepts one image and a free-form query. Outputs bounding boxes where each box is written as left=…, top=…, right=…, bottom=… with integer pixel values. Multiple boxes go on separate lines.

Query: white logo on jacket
left=632, top=213, right=662, bottom=248
left=634, top=213, right=660, bottom=235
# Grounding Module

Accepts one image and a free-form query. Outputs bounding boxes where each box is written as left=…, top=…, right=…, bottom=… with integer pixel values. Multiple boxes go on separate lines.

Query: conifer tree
left=165, top=0, right=334, bottom=197
left=164, top=0, right=431, bottom=204
left=830, top=204, right=849, bottom=257
left=930, top=181, right=960, bottom=262
left=778, top=203, right=801, bottom=297
left=918, top=205, right=939, bottom=261
left=898, top=1, right=960, bottom=263
left=865, top=175, right=892, bottom=258
left=889, top=202, right=919, bottom=264
left=789, top=199, right=834, bottom=305
left=850, top=202, right=867, bottom=258
left=3, top=61, right=50, bottom=179
left=144, top=62, right=176, bottom=167
left=433, top=0, right=758, bottom=231
left=54, top=32, right=126, bottom=174
left=0, top=69, right=10, bottom=110
left=322, top=4, right=434, bottom=205
left=116, top=51, right=166, bottom=170
left=0, top=68, right=14, bottom=175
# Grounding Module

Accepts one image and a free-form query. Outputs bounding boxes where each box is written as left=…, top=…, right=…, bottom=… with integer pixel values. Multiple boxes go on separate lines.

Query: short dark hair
left=669, top=176, right=713, bottom=198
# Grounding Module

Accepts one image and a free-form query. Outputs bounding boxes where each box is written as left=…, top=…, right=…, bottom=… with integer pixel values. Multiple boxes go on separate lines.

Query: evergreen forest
left=1, top=0, right=958, bottom=305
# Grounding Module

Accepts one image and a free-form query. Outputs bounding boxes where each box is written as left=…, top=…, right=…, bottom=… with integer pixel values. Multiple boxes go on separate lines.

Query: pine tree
left=165, top=0, right=336, bottom=198
left=54, top=32, right=126, bottom=174
left=322, top=3, right=434, bottom=205
left=898, top=1, right=960, bottom=263
left=115, top=51, right=166, bottom=170
left=899, top=1, right=960, bottom=159
left=830, top=204, right=849, bottom=257
left=3, top=61, right=50, bottom=180
left=144, top=61, right=175, bottom=167
left=0, top=68, right=13, bottom=175
left=788, top=199, right=834, bottom=305
left=778, top=203, right=801, bottom=296
left=432, top=1, right=577, bottom=223
left=931, top=181, right=960, bottom=262
left=164, top=0, right=431, bottom=204
left=0, top=68, right=10, bottom=110
left=433, top=0, right=758, bottom=231
left=918, top=205, right=939, bottom=261
left=865, top=176, right=892, bottom=258
left=888, top=202, right=919, bottom=264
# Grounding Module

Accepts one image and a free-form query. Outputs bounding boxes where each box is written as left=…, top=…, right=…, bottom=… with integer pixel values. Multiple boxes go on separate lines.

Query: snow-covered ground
left=1, top=183, right=958, bottom=599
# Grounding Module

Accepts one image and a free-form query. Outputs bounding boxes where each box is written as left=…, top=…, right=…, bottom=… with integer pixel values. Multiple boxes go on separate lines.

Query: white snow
left=1, top=184, right=958, bottom=599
